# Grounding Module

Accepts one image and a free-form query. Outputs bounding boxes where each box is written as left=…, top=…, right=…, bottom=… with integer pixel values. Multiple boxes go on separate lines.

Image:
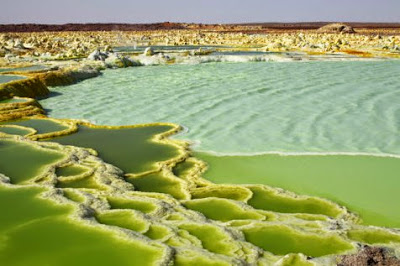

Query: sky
left=1, top=0, right=399, bottom=24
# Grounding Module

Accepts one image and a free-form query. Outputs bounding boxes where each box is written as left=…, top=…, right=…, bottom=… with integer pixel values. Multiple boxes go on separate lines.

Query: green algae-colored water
left=39, top=60, right=400, bottom=229
left=56, top=164, right=88, bottom=177
left=0, top=125, right=33, bottom=136
left=178, top=223, right=237, bottom=256
left=245, top=185, right=342, bottom=217
left=2, top=118, right=376, bottom=264
left=107, top=196, right=157, bottom=213
left=0, top=185, right=164, bottom=266
left=50, top=125, right=179, bottom=174
left=0, top=98, right=28, bottom=103
left=0, top=186, right=70, bottom=231
left=2, top=58, right=400, bottom=264
left=2, top=118, right=68, bottom=135
left=0, top=139, right=65, bottom=184
left=242, top=223, right=353, bottom=257
left=197, top=152, right=400, bottom=228
left=56, top=174, right=103, bottom=189
left=95, top=210, right=149, bottom=233
left=183, top=198, right=265, bottom=222
left=127, top=171, right=187, bottom=199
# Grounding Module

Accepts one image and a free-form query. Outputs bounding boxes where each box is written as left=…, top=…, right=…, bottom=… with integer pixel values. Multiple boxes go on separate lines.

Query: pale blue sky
left=1, top=0, right=399, bottom=24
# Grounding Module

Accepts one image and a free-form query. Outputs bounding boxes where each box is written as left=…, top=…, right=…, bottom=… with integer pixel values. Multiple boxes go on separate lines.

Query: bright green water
left=183, top=198, right=265, bottom=222
left=56, top=164, right=88, bottom=177
left=0, top=185, right=164, bottom=266
left=2, top=118, right=68, bottom=135
left=173, top=159, right=197, bottom=179
left=178, top=223, right=239, bottom=256
left=107, top=197, right=157, bottom=213
left=197, top=152, right=400, bottom=228
left=127, top=171, right=187, bottom=199
left=50, top=125, right=179, bottom=174
left=0, top=186, right=70, bottom=231
left=242, top=223, right=353, bottom=257
left=56, top=174, right=102, bottom=189
left=0, top=139, right=65, bottom=184
left=38, top=60, right=400, bottom=229
left=0, top=126, right=32, bottom=136
left=0, top=98, right=27, bottom=103
left=95, top=210, right=149, bottom=233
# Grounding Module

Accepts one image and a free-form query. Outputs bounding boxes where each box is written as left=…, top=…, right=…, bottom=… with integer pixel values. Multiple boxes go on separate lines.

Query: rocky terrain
left=1, top=22, right=400, bottom=33
left=0, top=23, right=398, bottom=99
left=0, top=22, right=399, bottom=64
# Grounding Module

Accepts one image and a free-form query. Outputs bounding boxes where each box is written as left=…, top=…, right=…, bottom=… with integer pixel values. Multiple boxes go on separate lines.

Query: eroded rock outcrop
left=318, top=23, right=356, bottom=34
left=338, top=246, right=400, bottom=266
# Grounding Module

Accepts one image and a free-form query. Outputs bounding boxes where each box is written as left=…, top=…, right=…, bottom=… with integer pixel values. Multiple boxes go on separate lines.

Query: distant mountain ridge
left=1, top=22, right=400, bottom=32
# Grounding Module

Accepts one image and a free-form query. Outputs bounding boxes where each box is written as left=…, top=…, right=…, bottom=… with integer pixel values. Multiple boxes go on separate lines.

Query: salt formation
left=1, top=94, right=400, bottom=264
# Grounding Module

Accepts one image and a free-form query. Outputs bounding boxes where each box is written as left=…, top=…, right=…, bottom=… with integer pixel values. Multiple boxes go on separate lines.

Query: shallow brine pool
left=40, top=59, right=400, bottom=227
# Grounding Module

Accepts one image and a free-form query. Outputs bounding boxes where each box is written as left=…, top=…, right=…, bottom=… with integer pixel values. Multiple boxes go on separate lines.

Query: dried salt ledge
left=0, top=65, right=101, bottom=106
left=1, top=116, right=400, bottom=265
left=0, top=65, right=49, bottom=73
left=0, top=76, right=50, bottom=100
left=0, top=97, right=46, bottom=122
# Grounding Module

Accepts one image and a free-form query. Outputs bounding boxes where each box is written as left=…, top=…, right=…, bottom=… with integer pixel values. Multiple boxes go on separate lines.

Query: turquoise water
left=40, top=60, right=400, bottom=156
left=0, top=75, right=26, bottom=84
left=0, top=65, right=47, bottom=73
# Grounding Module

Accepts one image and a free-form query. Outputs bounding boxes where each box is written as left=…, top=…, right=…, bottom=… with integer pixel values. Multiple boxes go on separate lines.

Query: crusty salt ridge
left=0, top=113, right=400, bottom=264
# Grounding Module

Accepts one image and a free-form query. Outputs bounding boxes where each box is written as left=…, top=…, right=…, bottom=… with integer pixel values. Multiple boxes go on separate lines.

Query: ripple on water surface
left=40, top=60, right=400, bottom=155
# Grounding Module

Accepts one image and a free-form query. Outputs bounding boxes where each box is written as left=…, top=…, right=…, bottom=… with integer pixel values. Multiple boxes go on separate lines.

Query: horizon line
left=1, top=21, right=400, bottom=26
